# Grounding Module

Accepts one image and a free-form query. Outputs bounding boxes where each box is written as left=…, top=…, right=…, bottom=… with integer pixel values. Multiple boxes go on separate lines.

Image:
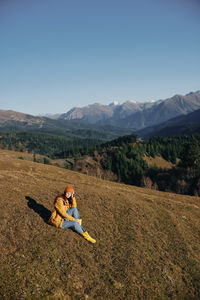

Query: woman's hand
left=76, top=219, right=82, bottom=226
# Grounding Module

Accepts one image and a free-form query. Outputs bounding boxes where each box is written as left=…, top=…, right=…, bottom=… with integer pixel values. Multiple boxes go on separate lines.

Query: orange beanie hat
left=64, top=185, right=74, bottom=194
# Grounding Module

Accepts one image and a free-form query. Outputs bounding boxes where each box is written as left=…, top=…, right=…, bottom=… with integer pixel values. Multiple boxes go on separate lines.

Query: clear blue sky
left=0, top=0, right=200, bottom=115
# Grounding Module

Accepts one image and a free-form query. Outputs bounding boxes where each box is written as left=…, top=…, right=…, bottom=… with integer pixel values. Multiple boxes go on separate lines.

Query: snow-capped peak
left=109, top=101, right=121, bottom=106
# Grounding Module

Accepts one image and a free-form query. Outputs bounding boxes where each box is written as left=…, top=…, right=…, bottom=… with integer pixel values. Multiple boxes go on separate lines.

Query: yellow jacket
left=48, top=195, right=77, bottom=228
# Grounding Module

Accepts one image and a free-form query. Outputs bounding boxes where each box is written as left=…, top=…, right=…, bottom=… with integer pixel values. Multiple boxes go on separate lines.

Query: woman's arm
left=55, top=198, right=77, bottom=221
left=71, top=196, right=77, bottom=208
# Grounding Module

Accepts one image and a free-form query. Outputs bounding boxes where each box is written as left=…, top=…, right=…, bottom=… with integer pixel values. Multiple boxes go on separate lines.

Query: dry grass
left=0, top=149, right=200, bottom=299
left=144, top=155, right=176, bottom=169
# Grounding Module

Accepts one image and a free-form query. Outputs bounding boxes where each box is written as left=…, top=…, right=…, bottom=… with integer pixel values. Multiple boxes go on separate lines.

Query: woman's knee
left=72, top=221, right=83, bottom=234
left=72, top=208, right=80, bottom=218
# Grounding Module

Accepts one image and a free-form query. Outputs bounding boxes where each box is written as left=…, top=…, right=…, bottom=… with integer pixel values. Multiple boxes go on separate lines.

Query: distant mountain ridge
left=0, top=109, right=132, bottom=140
left=0, top=110, right=46, bottom=128
left=1, top=91, right=200, bottom=137
left=138, top=108, right=200, bottom=138
left=59, top=100, right=160, bottom=125
left=122, top=91, right=200, bottom=129
left=59, top=91, right=200, bottom=129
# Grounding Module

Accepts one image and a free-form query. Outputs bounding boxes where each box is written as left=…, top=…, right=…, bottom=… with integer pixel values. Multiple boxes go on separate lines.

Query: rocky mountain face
left=59, top=91, right=200, bottom=129
left=59, top=101, right=158, bottom=125
left=122, top=91, right=200, bottom=129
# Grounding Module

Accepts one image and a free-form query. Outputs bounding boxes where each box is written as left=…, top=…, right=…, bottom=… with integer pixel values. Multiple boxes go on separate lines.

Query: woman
left=48, top=185, right=96, bottom=243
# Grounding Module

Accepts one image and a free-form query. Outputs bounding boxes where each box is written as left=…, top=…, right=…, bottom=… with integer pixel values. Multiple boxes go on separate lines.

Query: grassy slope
left=143, top=155, right=175, bottom=169
left=0, top=150, right=200, bottom=300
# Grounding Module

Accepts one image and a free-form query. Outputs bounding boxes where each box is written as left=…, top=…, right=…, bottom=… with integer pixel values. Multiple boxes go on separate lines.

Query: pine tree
left=179, top=137, right=200, bottom=170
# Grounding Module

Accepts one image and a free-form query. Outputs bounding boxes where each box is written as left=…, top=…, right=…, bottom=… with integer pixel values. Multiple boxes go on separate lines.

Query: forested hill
left=0, top=131, right=102, bottom=159
left=70, top=134, right=200, bottom=196
left=1, top=131, right=200, bottom=196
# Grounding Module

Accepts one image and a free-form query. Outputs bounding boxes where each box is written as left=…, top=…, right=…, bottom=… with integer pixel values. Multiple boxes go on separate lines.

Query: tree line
left=1, top=131, right=200, bottom=195
left=0, top=131, right=102, bottom=159
left=98, top=134, right=200, bottom=195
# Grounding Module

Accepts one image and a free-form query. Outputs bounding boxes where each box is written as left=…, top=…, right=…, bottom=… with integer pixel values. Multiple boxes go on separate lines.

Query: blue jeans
left=62, top=207, right=85, bottom=234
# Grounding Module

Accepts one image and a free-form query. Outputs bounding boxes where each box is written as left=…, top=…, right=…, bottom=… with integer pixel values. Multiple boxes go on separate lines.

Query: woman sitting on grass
left=49, top=185, right=96, bottom=243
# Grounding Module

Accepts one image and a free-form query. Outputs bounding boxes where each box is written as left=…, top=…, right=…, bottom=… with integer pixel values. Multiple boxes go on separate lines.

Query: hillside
left=0, top=149, right=200, bottom=299
left=0, top=109, right=132, bottom=140
left=138, top=109, right=200, bottom=138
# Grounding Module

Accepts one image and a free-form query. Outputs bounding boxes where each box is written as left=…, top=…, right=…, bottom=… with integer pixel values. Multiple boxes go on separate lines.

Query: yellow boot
left=82, top=231, right=96, bottom=243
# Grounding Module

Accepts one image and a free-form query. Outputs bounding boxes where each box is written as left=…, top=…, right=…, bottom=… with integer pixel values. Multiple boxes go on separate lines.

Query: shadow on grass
left=26, top=196, right=51, bottom=224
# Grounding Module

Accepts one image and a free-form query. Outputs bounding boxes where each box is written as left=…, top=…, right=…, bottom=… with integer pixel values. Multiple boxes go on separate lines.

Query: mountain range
left=59, top=100, right=159, bottom=125
left=59, top=91, right=200, bottom=129
left=1, top=91, right=200, bottom=139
